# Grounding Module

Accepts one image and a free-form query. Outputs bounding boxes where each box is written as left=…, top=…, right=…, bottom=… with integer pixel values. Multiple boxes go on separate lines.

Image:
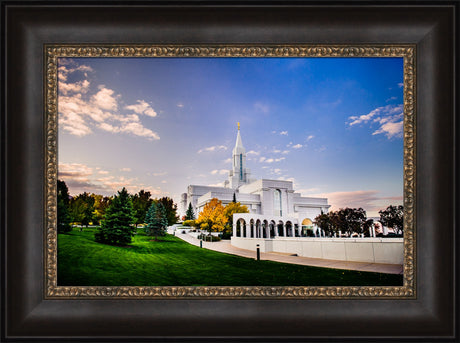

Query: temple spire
left=237, top=122, right=240, bottom=130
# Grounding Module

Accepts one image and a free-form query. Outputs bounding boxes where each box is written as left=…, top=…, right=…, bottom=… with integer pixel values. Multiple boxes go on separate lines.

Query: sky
left=57, top=57, right=404, bottom=217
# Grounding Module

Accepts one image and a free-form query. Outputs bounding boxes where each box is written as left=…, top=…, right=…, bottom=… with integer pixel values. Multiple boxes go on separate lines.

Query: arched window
left=273, top=189, right=282, bottom=216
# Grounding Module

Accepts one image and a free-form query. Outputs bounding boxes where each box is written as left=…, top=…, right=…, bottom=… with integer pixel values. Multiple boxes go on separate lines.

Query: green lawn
left=57, top=228, right=403, bottom=286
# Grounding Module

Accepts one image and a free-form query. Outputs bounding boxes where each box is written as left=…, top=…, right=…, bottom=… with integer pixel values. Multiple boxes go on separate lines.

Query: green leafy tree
left=70, top=192, right=95, bottom=230
left=157, top=197, right=179, bottom=226
left=145, top=201, right=167, bottom=240
left=328, top=208, right=367, bottom=236
left=132, top=190, right=153, bottom=227
left=314, top=213, right=332, bottom=236
left=379, top=205, right=404, bottom=234
left=91, top=194, right=111, bottom=225
left=95, top=187, right=135, bottom=245
left=57, top=180, right=72, bottom=233
left=185, top=202, right=195, bottom=221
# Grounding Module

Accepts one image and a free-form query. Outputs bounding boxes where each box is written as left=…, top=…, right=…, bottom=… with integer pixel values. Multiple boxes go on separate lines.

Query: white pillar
left=338, top=230, right=342, bottom=238
left=372, top=226, right=376, bottom=237
left=283, top=224, right=286, bottom=237
left=233, top=224, right=236, bottom=237
left=369, top=227, right=372, bottom=237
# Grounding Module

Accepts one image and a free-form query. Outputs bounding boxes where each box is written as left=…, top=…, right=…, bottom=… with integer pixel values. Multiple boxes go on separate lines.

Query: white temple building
left=180, top=124, right=330, bottom=237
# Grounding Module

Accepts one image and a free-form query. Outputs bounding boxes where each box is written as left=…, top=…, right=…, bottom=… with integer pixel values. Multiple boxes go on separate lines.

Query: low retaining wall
left=231, top=237, right=403, bottom=265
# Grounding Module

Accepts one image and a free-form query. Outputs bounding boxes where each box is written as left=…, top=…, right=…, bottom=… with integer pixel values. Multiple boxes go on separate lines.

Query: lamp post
left=256, top=244, right=260, bottom=261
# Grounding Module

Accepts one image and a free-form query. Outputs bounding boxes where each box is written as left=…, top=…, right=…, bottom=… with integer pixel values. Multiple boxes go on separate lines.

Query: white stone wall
left=231, top=237, right=404, bottom=265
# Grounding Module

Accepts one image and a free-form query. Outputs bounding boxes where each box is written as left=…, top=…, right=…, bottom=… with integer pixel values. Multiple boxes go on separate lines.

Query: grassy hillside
left=57, top=228, right=403, bottom=286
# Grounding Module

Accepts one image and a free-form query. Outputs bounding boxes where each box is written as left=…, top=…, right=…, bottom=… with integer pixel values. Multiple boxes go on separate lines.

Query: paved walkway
left=174, top=232, right=403, bottom=275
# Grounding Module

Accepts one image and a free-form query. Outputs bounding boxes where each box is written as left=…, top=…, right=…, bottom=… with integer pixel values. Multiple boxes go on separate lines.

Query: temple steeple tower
left=228, top=123, right=252, bottom=188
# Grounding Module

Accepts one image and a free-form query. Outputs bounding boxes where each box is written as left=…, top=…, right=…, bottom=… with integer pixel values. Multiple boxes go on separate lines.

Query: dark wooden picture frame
left=1, top=1, right=457, bottom=341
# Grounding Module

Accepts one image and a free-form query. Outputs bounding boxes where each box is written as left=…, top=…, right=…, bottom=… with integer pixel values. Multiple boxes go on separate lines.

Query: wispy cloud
left=254, top=102, right=269, bottom=114
left=398, top=82, right=404, bottom=88
left=292, top=144, right=303, bottom=149
left=308, top=190, right=403, bottom=215
left=58, top=162, right=162, bottom=196
left=198, top=145, right=227, bottom=153
left=247, top=150, right=260, bottom=156
left=211, top=169, right=228, bottom=175
left=120, top=167, right=131, bottom=172
left=347, top=104, right=404, bottom=139
left=260, top=157, right=285, bottom=163
left=152, top=171, right=167, bottom=177
left=306, top=135, right=314, bottom=141
left=280, top=131, right=288, bottom=136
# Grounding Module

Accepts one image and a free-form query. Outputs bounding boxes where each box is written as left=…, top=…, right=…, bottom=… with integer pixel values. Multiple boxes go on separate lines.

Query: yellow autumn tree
left=223, top=201, right=249, bottom=233
left=196, top=198, right=228, bottom=232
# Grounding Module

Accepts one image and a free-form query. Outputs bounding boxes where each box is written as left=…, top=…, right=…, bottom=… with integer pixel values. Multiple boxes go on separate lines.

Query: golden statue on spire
left=237, top=122, right=240, bottom=130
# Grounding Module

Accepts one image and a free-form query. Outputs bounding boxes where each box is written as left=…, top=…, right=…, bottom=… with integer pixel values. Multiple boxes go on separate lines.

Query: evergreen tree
left=95, top=187, right=135, bottom=245
left=185, top=202, right=195, bottom=220
left=232, top=193, right=237, bottom=203
left=157, top=197, right=179, bottom=225
left=145, top=201, right=167, bottom=240
left=57, top=180, right=72, bottom=233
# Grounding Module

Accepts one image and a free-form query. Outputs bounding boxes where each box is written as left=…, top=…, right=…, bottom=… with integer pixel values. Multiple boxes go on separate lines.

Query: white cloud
left=91, top=87, right=119, bottom=111
left=223, top=158, right=232, bottom=164
left=125, top=100, right=157, bottom=117
left=198, top=145, right=227, bottom=153
left=386, top=96, right=397, bottom=102
left=152, top=171, right=167, bottom=176
left=119, top=121, right=160, bottom=140
left=306, top=135, right=314, bottom=141
left=292, top=144, right=303, bottom=149
left=263, top=157, right=285, bottom=163
left=211, top=169, right=228, bottom=175
left=247, top=150, right=260, bottom=156
left=120, top=168, right=131, bottom=172
left=372, top=121, right=404, bottom=139
left=58, top=63, right=160, bottom=141
left=398, top=82, right=404, bottom=88
left=348, top=104, right=404, bottom=139
left=59, top=110, right=92, bottom=136
left=280, top=131, right=288, bottom=136
left=177, top=103, right=184, bottom=108
left=98, top=170, right=109, bottom=175
left=59, top=79, right=90, bottom=95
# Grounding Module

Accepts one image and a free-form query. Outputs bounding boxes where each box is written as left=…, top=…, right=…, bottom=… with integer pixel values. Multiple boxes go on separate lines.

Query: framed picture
left=2, top=1, right=456, bottom=341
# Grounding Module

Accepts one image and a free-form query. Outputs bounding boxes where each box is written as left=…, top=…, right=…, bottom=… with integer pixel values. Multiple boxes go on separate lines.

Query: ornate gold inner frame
left=45, top=45, right=415, bottom=299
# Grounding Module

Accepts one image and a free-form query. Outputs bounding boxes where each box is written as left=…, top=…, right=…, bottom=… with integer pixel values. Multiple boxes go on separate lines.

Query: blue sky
left=57, top=57, right=404, bottom=217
